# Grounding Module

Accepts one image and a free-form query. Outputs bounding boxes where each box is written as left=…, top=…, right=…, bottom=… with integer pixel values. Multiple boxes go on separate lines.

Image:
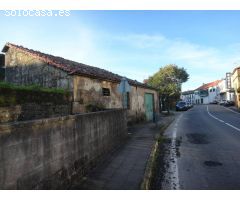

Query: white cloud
left=4, top=22, right=239, bottom=91
left=114, top=33, right=167, bottom=49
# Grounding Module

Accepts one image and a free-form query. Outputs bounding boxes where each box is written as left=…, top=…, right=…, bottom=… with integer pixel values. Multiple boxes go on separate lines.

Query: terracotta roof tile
left=196, top=80, right=221, bottom=90
left=2, top=43, right=156, bottom=90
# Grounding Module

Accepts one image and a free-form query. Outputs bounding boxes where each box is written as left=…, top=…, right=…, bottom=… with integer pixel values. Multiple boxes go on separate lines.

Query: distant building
left=194, top=80, right=221, bottom=104
left=181, top=80, right=221, bottom=105
left=231, top=67, right=240, bottom=109
left=217, top=73, right=235, bottom=102
left=181, top=90, right=195, bottom=104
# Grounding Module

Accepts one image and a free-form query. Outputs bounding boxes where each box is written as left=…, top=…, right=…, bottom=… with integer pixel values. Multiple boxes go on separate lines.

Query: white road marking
left=207, top=106, right=240, bottom=132
left=222, top=106, right=240, bottom=115
left=169, top=114, right=182, bottom=190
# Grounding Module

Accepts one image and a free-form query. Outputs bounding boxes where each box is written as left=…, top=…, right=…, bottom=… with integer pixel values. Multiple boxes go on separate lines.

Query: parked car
left=176, top=101, right=188, bottom=111
left=186, top=102, right=193, bottom=109
left=210, top=100, right=218, bottom=104
left=219, top=100, right=227, bottom=106
left=224, top=101, right=235, bottom=107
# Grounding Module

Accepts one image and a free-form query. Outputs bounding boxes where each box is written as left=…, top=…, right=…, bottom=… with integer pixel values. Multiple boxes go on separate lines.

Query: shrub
left=85, top=102, right=106, bottom=112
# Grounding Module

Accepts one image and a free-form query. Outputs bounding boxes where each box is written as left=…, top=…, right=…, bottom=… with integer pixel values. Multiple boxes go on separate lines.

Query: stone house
left=231, top=67, right=240, bottom=109
left=1, top=43, right=159, bottom=122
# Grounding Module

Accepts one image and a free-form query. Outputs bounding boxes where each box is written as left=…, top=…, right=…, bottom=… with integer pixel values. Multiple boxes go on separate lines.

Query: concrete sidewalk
left=70, top=115, right=174, bottom=190
left=228, top=106, right=240, bottom=113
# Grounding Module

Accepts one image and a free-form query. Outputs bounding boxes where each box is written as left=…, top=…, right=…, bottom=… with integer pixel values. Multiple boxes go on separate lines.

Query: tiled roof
left=2, top=43, right=156, bottom=90
left=196, top=80, right=221, bottom=90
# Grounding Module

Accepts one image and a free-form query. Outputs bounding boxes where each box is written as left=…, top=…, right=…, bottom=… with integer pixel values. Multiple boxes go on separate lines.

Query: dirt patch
left=204, top=161, right=223, bottom=167
left=150, top=137, right=172, bottom=189
left=140, top=115, right=176, bottom=190
left=186, top=133, right=209, bottom=144
left=176, top=137, right=182, bottom=157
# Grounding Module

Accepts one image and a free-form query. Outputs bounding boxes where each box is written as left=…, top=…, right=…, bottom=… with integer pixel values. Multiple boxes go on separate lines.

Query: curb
left=140, top=116, right=175, bottom=190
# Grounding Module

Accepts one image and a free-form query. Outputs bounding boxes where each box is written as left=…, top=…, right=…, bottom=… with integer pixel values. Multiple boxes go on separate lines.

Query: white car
left=219, top=100, right=227, bottom=105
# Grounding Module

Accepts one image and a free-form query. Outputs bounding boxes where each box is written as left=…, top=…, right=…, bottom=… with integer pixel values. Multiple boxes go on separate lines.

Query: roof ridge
left=2, top=42, right=156, bottom=90
left=195, top=80, right=221, bottom=90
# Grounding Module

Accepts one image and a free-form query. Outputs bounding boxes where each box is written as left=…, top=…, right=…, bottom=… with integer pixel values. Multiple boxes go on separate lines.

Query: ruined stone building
left=1, top=43, right=159, bottom=122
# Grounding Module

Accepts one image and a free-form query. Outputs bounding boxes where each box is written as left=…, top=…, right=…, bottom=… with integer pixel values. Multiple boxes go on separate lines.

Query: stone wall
left=4, top=48, right=73, bottom=90
left=0, top=109, right=127, bottom=189
left=0, top=54, right=4, bottom=67
left=4, top=47, right=159, bottom=122
left=0, top=67, right=4, bottom=81
left=0, top=103, right=71, bottom=123
left=72, top=76, right=122, bottom=113
left=127, top=86, right=159, bottom=123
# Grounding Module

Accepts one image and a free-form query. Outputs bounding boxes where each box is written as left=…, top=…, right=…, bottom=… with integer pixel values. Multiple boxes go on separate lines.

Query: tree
left=147, top=64, right=189, bottom=113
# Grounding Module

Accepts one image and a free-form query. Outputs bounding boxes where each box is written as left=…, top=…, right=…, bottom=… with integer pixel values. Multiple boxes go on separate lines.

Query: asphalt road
left=162, top=104, right=240, bottom=190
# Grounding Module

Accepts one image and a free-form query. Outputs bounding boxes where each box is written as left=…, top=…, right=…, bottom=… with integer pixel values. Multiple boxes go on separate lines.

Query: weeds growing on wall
left=0, top=81, right=72, bottom=107
left=85, top=102, right=106, bottom=112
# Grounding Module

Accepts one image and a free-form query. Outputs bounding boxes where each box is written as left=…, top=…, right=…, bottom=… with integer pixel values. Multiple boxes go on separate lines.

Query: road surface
left=162, top=104, right=240, bottom=190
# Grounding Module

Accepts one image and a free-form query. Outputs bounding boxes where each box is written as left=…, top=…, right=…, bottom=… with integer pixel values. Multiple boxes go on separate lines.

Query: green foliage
left=0, top=81, right=71, bottom=107
left=148, top=64, right=189, bottom=97
left=147, top=64, right=189, bottom=112
left=0, top=81, right=68, bottom=94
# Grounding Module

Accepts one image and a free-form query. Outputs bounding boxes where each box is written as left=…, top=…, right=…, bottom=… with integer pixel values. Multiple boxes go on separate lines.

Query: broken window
left=102, top=88, right=110, bottom=96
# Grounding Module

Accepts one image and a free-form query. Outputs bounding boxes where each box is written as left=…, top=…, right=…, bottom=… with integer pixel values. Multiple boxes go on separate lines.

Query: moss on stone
left=0, top=81, right=72, bottom=107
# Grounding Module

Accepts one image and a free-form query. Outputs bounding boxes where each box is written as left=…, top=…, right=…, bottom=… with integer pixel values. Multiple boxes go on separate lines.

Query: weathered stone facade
left=72, top=76, right=158, bottom=122
left=0, top=109, right=127, bottom=189
left=4, top=47, right=73, bottom=90
left=0, top=103, right=71, bottom=123
left=2, top=43, right=159, bottom=122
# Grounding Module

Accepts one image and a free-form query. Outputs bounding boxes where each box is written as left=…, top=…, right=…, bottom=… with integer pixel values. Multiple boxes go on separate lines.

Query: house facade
left=217, top=73, right=235, bottom=102
left=2, top=43, right=159, bottom=122
left=181, top=90, right=195, bottom=104
left=231, top=67, right=240, bottom=109
left=181, top=80, right=221, bottom=105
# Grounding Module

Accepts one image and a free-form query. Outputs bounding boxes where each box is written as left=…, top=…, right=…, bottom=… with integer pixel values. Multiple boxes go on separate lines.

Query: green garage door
left=144, top=93, right=154, bottom=121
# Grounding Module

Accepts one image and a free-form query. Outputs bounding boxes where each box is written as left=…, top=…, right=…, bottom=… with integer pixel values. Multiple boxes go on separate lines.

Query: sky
left=0, top=10, right=240, bottom=91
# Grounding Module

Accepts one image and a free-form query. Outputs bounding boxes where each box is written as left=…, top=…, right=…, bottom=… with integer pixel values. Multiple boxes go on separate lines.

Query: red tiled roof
left=196, top=80, right=221, bottom=90
left=2, top=43, right=155, bottom=90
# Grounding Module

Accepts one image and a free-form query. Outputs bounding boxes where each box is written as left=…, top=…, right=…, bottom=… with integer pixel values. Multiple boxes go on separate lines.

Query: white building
left=217, top=73, right=235, bottom=102
left=194, top=80, right=221, bottom=104
left=182, top=80, right=221, bottom=105
left=181, top=90, right=195, bottom=104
